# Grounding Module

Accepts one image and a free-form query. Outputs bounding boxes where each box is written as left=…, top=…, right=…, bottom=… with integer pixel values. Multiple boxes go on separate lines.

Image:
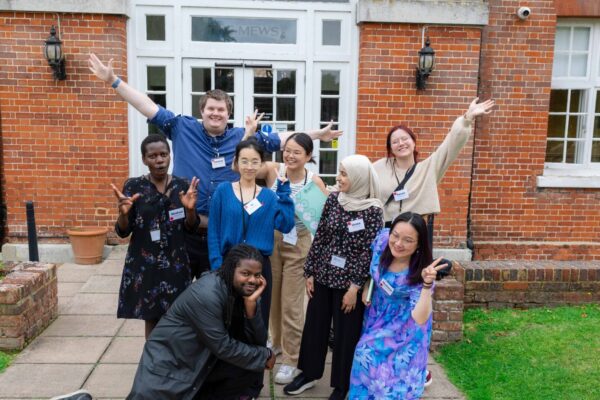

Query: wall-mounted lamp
left=416, top=37, right=435, bottom=90
left=44, top=25, right=66, bottom=80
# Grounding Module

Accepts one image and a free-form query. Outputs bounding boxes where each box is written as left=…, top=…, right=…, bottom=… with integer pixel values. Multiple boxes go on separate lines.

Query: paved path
left=0, top=249, right=465, bottom=399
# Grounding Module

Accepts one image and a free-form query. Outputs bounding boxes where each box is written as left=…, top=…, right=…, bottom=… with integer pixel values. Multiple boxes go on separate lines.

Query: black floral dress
left=116, top=175, right=194, bottom=320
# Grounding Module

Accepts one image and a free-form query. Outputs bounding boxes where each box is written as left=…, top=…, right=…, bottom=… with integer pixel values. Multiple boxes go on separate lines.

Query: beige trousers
left=269, top=228, right=312, bottom=366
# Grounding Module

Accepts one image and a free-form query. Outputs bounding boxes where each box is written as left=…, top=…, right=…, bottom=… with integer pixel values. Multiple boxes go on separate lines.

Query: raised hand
left=465, top=98, right=495, bottom=120
left=179, top=177, right=199, bottom=211
left=88, top=53, right=117, bottom=84
left=274, top=166, right=288, bottom=184
left=318, top=120, right=343, bottom=142
left=244, top=109, right=265, bottom=139
left=421, top=257, right=449, bottom=284
left=110, top=183, right=140, bottom=216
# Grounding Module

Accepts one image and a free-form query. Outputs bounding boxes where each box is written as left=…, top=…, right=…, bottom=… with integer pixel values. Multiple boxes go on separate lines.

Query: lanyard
left=286, top=168, right=308, bottom=186
left=239, top=182, right=257, bottom=243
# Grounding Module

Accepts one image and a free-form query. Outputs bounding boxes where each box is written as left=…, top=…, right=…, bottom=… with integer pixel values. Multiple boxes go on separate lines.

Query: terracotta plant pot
left=67, top=227, right=109, bottom=265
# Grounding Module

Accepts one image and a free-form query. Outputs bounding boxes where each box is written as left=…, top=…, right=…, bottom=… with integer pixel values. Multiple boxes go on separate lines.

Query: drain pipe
left=26, top=201, right=39, bottom=262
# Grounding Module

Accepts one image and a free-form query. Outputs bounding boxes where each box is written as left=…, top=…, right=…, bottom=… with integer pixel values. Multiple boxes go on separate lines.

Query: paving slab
left=422, top=361, right=466, bottom=399
left=117, top=319, right=145, bottom=337
left=80, top=275, right=121, bottom=293
left=100, top=336, right=145, bottom=364
left=58, top=295, right=74, bottom=314
left=0, top=363, right=94, bottom=398
left=94, top=260, right=125, bottom=276
left=62, top=293, right=118, bottom=315
left=58, top=281, right=86, bottom=297
left=83, top=363, right=138, bottom=398
left=14, top=336, right=112, bottom=364
left=41, top=315, right=124, bottom=337
left=57, top=264, right=98, bottom=283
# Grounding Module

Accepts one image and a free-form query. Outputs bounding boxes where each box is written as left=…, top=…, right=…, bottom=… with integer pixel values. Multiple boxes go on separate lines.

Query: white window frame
left=538, top=19, right=600, bottom=188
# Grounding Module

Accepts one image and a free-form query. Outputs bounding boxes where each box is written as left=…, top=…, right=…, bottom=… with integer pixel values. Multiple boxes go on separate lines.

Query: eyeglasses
left=239, top=160, right=262, bottom=167
left=389, top=232, right=418, bottom=246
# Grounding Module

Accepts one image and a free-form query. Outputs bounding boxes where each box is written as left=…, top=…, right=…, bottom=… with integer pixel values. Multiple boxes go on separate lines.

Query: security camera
left=517, top=6, right=531, bottom=20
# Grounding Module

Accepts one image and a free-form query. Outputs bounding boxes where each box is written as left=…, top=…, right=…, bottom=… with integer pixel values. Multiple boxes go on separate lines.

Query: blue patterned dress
left=349, top=229, right=433, bottom=399
left=116, top=175, right=193, bottom=321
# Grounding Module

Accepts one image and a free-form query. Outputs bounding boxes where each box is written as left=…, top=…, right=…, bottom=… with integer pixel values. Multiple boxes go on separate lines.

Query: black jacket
left=127, top=272, right=269, bottom=400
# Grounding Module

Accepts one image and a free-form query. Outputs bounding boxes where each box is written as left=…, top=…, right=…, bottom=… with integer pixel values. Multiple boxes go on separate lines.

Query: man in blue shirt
left=88, top=53, right=342, bottom=278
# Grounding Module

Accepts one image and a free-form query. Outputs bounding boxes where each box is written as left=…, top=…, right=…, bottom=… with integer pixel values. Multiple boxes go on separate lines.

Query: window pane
left=547, top=115, right=566, bottom=138
left=554, top=27, right=570, bottom=51
left=552, top=54, right=569, bottom=77
left=276, top=98, right=295, bottom=121
left=567, top=115, right=585, bottom=138
left=571, top=54, right=588, bottom=77
left=191, top=17, right=297, bottom=44
left=320, top=98, right=339, bottom=121
left=322, top=71, right=340, bottom=95
left=319, top=123, right=339, bottom=149
left=147, top=66, right=165, bottom=91
left=565, top=141, right=579, bottom=163
left=148, top=124, right=162, bottom=135
left=192, top=68, right=211, bottom=92
left=569, top=90, right=583, bottom=112
left=148, top=93, right=166, bottom=108
left=319, top=151, right=338, bottom=174
left=146, top=15, right=165, bottom=41
left=277, top=70, right=296, bottom=94
left=592, top=141, right=600, bottom=162
left=215, top=68, right=234, bottom=92
left=549, top=90, right=568, bottom=112
left=192, top=95, right=202, bottom=119
left=254, top=69, right=273, bottom=94
left=596, top=91, right=600, bottom=113
left=594, top=117, right=600, bottom=139
left=322, top=20, right=341, bottom=46
left=572, top=28, right=590, bottom=51
left=254, top=97, right=273, bottom=121
left=545, top=141, right=564, bottom=162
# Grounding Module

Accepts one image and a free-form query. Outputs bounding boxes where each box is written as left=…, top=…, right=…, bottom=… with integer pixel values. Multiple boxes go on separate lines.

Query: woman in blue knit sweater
left=208, top=138, right=295, bottom=328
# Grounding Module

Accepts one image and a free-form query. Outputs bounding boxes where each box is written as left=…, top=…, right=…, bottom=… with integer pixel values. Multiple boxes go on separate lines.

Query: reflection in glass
left=319, top=151, right=338, bottom=174
left=549, top=90, right=567, bottom=112
left=567, top=115, right=585, bottom=138
left=254, top=69, right=273, bottom=94
left=147, top=66, right=166, bottom=91
left=547, top=115, right=565, bottom=138
left=148, top=93, right=166, bottom=108
left=146, top=15, right=165, bottom=41
left=566, top=141, right=580, bottom=163
left=321, top=71, right=340, bottom=95
left=321, top=98, right=339, bottom=121
left=545, top=141, right=563, bottom=162
left=277, top=70, right=296, bottom=94
left=192, top=16, right=297, bottom=44
left=322, top=20, right=341, bottom=46
left=276, top=98, right=295, bottom=121
left=192, top=68, right=211, bottom=92
left=215, top=69, right=234, bottom=92
left=254, top=97, right=273, bottom=120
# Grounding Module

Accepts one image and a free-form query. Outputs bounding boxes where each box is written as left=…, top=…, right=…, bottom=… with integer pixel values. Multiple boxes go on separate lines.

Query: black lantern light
left=416, top=37, right=435, bottom=90
left=44, top=25, right=66, bottom=80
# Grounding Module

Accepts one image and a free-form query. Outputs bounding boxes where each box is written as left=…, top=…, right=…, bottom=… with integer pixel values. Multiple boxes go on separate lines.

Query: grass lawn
left=0, top=350, right=16, bottom=373
left=435, top=305, right=600, bottom=400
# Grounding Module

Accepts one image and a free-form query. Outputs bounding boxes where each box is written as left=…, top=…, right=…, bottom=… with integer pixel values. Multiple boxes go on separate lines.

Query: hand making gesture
left=318, top=120, right=343, bottom=142
left=88, top=53, right=117, bottom=84
left=179, top=177, right=199, bottom=212
left=111, top=183, right=141, bottom=216
left=244, top=109, right=265, bottom=140
left=464, top=98, right=495, bottom=121
left=274, top=165, right=288, bottom=185
left=421, top=257, right=449, bottom=285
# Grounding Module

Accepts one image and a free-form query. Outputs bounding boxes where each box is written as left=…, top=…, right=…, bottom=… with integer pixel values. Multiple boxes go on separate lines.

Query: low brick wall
left=431, top=276, right=464, bottom=350
left=0, top=262, right=58, bottom=350
left=461, top=261, right=600, bottom=309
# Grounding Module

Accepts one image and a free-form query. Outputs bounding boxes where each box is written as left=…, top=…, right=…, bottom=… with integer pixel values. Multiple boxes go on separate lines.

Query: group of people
left=51, top=54, right=494, bottom=400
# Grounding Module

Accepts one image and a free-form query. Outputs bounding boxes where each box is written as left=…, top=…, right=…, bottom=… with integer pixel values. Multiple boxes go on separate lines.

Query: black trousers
left=297, top=280, right=365, bottom=392
left=185, top=230, right=211, bottom=280
left=195, top=360, right=263, bottom=400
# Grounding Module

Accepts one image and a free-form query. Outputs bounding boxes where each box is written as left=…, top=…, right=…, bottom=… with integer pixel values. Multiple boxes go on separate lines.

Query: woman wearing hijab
left=283, top=155, right=384, bottom=400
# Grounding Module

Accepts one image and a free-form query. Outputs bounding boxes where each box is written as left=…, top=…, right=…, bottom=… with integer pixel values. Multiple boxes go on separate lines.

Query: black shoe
left=50, top=390, right=93, bottom=400
left=329, top=388, right=347, bottom=400
left=283, top=373, right=316, bottom=395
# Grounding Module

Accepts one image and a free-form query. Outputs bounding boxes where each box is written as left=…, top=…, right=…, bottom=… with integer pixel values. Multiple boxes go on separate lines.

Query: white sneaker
left=274, top=364, right=300, bottom=384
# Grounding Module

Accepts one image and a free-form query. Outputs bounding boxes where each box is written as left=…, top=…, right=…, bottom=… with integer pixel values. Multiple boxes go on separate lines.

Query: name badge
left=211, top=157, right=226, bottom=169
left=330, top=255, right=346, bottom=269
left=244, top=198, right=262, bottom=215
left=150, top=229, right=161, bottom=242
left=168, top=207, right=185, bottom=221
left=347, top=218, right=365, bottom=233
left=379, top=278, right=394, bottom=296
left=283, top=226, right=298, bottom=245
left=393, top=189, right=409, bottom=201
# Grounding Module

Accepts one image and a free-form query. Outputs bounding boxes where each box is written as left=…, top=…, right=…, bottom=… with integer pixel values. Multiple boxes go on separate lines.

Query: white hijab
left=337, top=155, right=383, bottom=212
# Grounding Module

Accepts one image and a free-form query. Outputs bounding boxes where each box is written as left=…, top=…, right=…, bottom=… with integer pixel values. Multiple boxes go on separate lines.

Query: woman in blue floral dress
left=349, top=212, right=447, bottom=399
left=112, top=134, right=199, bottom=339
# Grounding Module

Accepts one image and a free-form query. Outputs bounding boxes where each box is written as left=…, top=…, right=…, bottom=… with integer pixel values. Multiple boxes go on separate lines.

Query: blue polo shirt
left=149, top=105, right=281, bottom=215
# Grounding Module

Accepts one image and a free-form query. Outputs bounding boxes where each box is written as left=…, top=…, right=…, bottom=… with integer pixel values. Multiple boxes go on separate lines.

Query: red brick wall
left=356, top=23, right=481, bottom=248
left=471, top=0, right=600, bottom=260
left=0, top=12, right=128, bottom=242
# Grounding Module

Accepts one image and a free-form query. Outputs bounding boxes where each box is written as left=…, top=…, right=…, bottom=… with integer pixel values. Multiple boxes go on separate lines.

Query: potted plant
left=66, top=227, right=109, bottom=264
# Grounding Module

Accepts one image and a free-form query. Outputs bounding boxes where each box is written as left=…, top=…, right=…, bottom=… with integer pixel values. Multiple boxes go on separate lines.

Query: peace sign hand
left=244, top=109, right=265, bottom=139
left=179, top=177, right=199, bottom=211
left=421, top=257, right=449, bottom=284
left=274, top=166, right=288, bottom=184
left=110, top=184, right=140, bottom=216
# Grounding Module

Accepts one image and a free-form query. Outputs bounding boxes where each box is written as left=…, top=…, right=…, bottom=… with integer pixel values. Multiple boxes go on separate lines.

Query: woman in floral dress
left=112, top=134, right=199, bottom=339
left=349, top=212, right=447, bottom=399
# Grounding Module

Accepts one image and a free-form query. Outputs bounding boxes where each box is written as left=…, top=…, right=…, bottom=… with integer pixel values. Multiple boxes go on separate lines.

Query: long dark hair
left=379, top=212, right=432, bottom=285
left=284, top=132, right=316, bottom=164
left=385, top=124, right=419, bottom=163
left=217, top=243, right=264, bottom=295
left=234, top=137, right=266, bottom=165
